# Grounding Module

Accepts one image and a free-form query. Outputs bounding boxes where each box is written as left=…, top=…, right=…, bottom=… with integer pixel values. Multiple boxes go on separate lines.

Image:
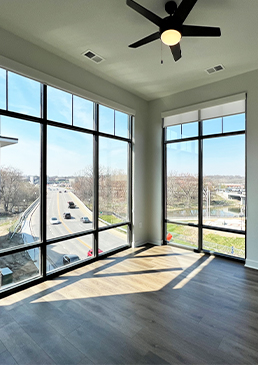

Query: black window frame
left=0, top=69, right=133, bottom=298
left=163, top=111, right=246, bottom=261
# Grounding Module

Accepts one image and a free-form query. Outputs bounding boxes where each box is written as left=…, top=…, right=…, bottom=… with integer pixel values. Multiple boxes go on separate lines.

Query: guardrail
left=10, top=197, right=40, bottom=239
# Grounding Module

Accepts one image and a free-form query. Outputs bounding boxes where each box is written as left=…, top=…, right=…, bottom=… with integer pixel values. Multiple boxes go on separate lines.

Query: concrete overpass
left=227, top=192, right=246, bottom=205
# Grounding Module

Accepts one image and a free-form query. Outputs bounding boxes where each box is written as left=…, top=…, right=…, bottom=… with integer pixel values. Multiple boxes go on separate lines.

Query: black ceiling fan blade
left=129, top=31, right=160, bottom=48
left=126, top=0, right=162, bottom=27
left=182, top=25, right=221, bottom=37
left=170, top=43, right=182, bottom=62
left=175, top=0, right=198, bottom=23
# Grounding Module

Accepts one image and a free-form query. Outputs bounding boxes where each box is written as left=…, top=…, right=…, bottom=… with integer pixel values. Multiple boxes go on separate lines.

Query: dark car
left=63, top=212, right=71, bottom=219
left=87, top=249, right=103, bottom=257
left=63, top=254, right=80, bottom=265
left=68, top=201, right=75, bottom=208
left=80, top=216, right=90, bottom=223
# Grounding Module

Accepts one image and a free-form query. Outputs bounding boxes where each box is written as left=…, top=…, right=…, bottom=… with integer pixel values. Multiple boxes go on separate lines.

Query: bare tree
left=0, top=167, right=23, bottom=212
left=0, top=167, right=39, bottom=213
left=72, top=165, right=94, bottom=209
left=72, top=165, right=127, bottom=218
left=177, top=173, right=198, bottom=208
left=167, top=171, right=178, bottom=207
left=167, top=171, right=198, bottom=209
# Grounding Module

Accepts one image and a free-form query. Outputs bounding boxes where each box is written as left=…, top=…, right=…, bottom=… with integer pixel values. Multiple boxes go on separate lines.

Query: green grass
left=167, top=223, right=245, bottom=252
left=99, top=215, right=127, bottom=235
left=0, top=220, right=13, bottom=227
left=167, top=223, right=197, bottom=234
left=167, top=223, right=198, bottom=248
left=9, top=218, right=21, bottom=234
left=0, top=217, right=19, bottom=231
left=203, top=233, right=244, bottom=249
left=167, top=223, right=185, bottom=234
left=100, top=214, right=123, bottom=225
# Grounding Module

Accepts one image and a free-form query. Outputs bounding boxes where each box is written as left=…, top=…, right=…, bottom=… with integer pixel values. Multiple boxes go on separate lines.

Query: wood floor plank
left=1, top=244, right=258, bottom=364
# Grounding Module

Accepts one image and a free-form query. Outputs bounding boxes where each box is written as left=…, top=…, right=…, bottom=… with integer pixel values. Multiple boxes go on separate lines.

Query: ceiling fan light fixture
left=161, top=29, right=181, bottom=46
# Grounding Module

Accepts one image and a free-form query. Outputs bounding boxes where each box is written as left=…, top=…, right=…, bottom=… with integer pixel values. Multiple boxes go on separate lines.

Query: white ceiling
left=0, top=0, right=257, bottom=101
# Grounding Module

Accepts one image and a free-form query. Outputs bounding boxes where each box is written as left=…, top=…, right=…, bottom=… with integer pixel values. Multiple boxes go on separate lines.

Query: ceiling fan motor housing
left=165, top=1, right=177, bottom=15
left=160, top=16, right=182, bottom=36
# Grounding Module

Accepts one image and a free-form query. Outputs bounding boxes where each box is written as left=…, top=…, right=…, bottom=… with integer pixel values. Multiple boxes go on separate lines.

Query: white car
left=80, top=216, right=90, bottom=223
left=50, top=217, right=60, bottom=225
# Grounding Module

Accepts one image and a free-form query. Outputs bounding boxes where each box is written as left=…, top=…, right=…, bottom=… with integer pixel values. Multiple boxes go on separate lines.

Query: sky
left=0, top=70, right=129, bottom=176
left=0, top=69, right=245, bottom=177
left=167, top=133, right=245, bottom=176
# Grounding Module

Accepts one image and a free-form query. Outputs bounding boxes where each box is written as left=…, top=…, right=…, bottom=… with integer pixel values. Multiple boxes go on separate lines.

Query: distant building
left=30, top=176, right=40, bottom=185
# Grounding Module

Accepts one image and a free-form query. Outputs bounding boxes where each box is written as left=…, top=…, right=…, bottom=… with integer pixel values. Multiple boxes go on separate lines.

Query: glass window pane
left=99, top=226, right=128, bottom=254
left=203, top=135, right=245, bottom=231
left=182, top=122, right=198, bottom=139
left=47, top=126, right=93, bottom=240
left=202, top=118, right=222, bottom=135
left=0, top=249, right=40, bottom=291
left=8, top=72, right=41, bottom=117
left=115, top=111, right=128, bottom=138
left=166, top=223, right=198, bottom=249
left=99, top=105, right=114, bottom=135
left=203, top=229, right=245, bottom=258
left=73, top=96, right=94, bottom=130
left=166, top=125, right=181, bottom=141
left=99, top=137, right=128, bottom=223
left=46, top=235, right=93, bottom=272
left=47, top=86, right=72, bottom=125
left=223, top=113, right=245, bottom=133
left=0, top=68, right=6, bottom=110
left=0, top=117, right=40, bottom=250
left=166, top=141, right=198, bottom=224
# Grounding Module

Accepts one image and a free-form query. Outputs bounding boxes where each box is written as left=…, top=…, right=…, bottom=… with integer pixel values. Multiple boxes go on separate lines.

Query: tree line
left=72, top=165, right=127, bottom=219
left=167, top=172, right=199, bottom=209
left=0, top=167, right=39, bottom=214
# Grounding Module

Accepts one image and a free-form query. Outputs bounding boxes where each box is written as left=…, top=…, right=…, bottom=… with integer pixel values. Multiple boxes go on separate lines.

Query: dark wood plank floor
left=0, top=244, right=258, bottom=364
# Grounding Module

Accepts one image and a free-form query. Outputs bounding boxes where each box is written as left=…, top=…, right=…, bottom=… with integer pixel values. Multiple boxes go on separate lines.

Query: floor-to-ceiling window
left=164, top=96, right=246, bottom=259
left=0, top=69, right=132, bottom=295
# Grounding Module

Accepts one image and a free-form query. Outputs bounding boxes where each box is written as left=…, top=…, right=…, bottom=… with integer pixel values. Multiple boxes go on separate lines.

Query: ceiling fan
left=126, top=0, right=221, bottom=62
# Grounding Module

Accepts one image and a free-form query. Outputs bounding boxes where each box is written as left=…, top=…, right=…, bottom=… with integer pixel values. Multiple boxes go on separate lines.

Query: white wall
left=148, top=69, right=258, bottom=269
left=0, top=27, right=149, bottom=247
left=3, top=25, right=258, bottom=263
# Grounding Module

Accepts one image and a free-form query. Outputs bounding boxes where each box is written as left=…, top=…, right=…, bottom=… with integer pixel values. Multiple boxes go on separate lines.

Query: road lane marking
left=57, top=192, right=91, bottom=249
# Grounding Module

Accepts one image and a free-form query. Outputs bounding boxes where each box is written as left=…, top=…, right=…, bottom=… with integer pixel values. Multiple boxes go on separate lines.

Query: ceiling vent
left=83, top=50, right=104, bottom=64
left=206, top=64, right=225, bottom=75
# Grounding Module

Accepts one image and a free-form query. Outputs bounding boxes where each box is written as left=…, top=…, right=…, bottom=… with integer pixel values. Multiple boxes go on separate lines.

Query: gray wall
left=2, top=25, right=258, bottom=267
left=0, top=27, right=149, bottom=247
left=148, top=69, right=258, bottom=269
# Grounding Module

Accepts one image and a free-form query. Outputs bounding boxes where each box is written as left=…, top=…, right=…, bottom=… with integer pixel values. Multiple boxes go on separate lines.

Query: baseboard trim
left=148, top=240, right=163, bottom=246
left=245, top=259, right=258, bottom=270
left=133, top=240, right=149, bottom=248
left=133, top=240, right=163, bottom=248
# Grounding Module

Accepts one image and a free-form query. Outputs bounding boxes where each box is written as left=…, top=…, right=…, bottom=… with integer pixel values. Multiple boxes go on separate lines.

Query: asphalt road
left=30, top=188, right=127, bottom=270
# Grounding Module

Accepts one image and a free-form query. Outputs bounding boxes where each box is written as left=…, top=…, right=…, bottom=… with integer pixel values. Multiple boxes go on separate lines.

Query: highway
left=29, top=188, right=127, bottom=271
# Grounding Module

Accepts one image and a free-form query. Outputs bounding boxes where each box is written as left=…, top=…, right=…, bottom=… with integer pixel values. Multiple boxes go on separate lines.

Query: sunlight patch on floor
left=173, top=255, right=215, bottom=289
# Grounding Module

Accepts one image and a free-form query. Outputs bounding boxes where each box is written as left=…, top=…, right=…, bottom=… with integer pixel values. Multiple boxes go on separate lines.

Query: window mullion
left=198, top=118, right=203, bottom=252
left=40, top=84, right=47, bottom=278
left=93, top=103, right=99, bottom=257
